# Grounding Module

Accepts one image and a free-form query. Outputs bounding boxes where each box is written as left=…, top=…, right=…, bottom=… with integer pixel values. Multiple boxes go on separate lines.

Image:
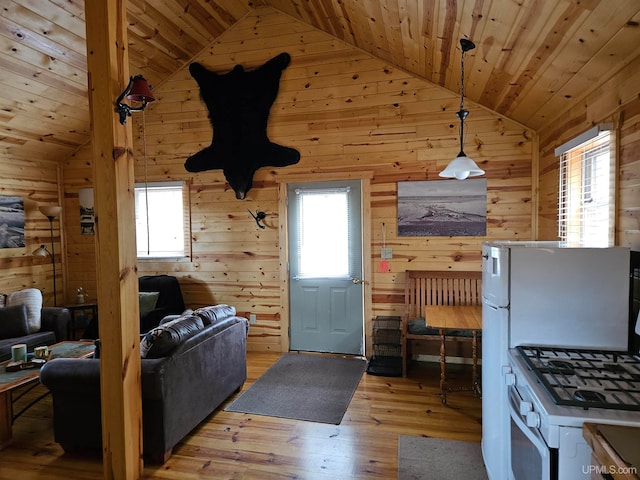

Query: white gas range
left=481, top=242, right=639, bottom=480
left=507, top=346, right=640, bottom=480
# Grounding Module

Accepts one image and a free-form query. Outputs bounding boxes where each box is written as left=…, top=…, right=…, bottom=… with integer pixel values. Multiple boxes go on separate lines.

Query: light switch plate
left=249, top=314, right=257, bottom=324
left=381, top=247, right=393, bottom=259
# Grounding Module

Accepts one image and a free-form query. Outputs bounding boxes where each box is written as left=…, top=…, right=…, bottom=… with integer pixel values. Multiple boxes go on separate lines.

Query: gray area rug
left=398, top=436, right=488, bottom=480
left=225, top=353, right=366, bottom=424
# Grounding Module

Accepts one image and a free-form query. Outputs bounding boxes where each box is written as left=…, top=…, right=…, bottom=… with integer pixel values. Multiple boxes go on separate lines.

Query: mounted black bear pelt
left=185, top=52, right=300, bottom=200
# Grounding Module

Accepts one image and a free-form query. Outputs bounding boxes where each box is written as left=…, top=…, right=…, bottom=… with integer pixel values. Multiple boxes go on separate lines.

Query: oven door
left=508, top=385, right=555, bottom=480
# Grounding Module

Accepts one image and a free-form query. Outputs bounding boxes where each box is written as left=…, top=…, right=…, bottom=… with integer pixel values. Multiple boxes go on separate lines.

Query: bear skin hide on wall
left=185, top=52, right=300, bottom=200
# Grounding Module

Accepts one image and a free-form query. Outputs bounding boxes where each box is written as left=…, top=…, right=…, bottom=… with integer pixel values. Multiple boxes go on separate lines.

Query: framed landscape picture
left=79, top=188, right=95, bottom=235
left=0, top=196, right=25, bottom=248
left=398, top=179, right=487, bottom=237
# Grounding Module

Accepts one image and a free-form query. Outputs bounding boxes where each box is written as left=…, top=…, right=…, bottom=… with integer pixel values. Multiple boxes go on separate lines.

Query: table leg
left=440, top=329, right=447, bottom=405
left=0, top=391, right=12, bottom=449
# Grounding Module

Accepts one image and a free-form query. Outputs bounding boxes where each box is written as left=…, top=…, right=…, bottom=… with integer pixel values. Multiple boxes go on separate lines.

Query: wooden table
left=0, top=341, right=94, bottom=449
left=65, top=302, right=98, bottom=340
left=424, top=305, right=482, bottom=404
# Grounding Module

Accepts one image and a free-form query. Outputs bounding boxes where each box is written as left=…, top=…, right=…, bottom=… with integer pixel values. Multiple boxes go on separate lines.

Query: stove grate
left=516, top=346, right=640, bottom=411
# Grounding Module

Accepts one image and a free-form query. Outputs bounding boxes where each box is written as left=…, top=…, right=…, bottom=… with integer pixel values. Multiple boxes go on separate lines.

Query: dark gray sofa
left=0, top=306, right=70, bottom=361
left=39, top=305, right=249, bottom=463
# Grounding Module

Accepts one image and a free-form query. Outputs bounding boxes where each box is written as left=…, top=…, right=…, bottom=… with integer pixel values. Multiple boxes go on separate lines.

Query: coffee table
left=0, top=341, right=94, bottom=449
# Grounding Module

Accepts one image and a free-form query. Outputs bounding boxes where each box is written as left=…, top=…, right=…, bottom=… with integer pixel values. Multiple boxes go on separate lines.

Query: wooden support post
left=84, top=1, right=143, bottom=479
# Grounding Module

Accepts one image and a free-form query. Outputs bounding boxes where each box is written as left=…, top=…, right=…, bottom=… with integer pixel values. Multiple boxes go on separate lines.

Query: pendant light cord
left=457, top=39, right=475, bottom=156
left=460, top=46, right=467, bottom=113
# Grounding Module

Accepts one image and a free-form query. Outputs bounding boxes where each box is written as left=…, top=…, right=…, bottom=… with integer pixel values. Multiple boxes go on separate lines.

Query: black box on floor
left=366, top=355, right=402, bottom=376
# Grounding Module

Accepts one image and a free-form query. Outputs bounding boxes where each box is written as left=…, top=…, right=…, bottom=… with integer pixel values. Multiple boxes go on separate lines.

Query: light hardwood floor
left=0, top=352, right=482, bottom=479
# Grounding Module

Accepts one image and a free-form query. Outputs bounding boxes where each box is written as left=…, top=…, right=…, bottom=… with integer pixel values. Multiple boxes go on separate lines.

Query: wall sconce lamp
left=116, top=75, right=156, bottom=125
left=33, top=205, right=62, bottom=306
left=439, top=39, right=485, bottom=180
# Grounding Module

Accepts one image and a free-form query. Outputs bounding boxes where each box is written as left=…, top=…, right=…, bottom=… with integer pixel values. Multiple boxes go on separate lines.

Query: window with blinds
left=135, top=181, right=189, bottom=258
left=557, top=128, right=614, bottom=247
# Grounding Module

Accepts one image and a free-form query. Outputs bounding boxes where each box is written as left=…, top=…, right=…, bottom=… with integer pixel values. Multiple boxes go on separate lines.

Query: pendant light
left=439, top=38, right=485, bottom=180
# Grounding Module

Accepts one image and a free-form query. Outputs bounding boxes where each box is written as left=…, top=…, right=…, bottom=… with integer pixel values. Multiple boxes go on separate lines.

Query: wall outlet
left=381, top=247, right=393, bottom=259
left=249, top=314, right=257, bottom=324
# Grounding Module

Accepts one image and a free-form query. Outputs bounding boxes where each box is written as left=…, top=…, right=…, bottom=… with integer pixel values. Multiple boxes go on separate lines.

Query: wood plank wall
left=538, top=55, right=640, bottom=250
left=0, top=158, right=62, bottom=306
left=60, top=7, right=534, bottom=351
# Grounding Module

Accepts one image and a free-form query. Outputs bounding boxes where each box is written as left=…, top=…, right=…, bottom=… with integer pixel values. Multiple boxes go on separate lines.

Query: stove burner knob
left=519, top=401, right=532, bottom=416
left=525, top=411, right=540, bottom=428
left=505, top=373, right=515, bottom=386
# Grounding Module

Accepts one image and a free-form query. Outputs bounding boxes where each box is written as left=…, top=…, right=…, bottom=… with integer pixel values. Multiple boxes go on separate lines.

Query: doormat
left=398, top=435, right=488, bottom=480
left=225, top=353, right=366, bottom=424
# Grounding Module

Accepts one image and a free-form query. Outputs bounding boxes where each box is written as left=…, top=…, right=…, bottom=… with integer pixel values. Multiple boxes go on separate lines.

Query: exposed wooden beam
left=84, top=1, right=143, bottom=479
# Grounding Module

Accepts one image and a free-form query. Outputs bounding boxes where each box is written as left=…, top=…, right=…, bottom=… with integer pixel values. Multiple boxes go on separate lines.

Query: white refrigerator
left=480, top=241, right=630, bottom=480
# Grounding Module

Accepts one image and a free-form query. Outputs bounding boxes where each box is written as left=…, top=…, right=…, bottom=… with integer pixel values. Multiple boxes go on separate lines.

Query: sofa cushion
left=194, top=304, right=236, bottom=326
left=139, top=291, right=160, bottom=317
left=159, top=309, right=193, bottom=325
left=0, top=304, right=30, bottom=339
left=7, top=288, right=43, bottom=333
left=0, top=331, right=55, bottom=362
left=140, top=314, right=204, bottom=359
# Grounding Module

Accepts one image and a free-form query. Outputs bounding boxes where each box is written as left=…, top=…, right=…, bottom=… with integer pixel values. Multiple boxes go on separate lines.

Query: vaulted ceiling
left=2, top=0, right=639, bottom=165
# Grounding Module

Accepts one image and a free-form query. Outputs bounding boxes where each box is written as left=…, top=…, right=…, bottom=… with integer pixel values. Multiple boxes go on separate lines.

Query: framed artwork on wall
left=79, top=188, right=95, bottom=235
left=0, top=196, right=25, bottom=248
left=398, top=179, right=487, bottom=237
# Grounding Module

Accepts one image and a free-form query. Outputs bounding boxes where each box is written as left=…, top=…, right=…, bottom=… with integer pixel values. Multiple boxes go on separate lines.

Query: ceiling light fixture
left=116, top=75, right=155, bottom=125
left=439, top=39, right=485, bottom=180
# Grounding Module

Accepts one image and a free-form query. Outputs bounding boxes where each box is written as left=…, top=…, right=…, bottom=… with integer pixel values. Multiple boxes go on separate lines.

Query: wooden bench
left=401, top=270, right=482, bottom=377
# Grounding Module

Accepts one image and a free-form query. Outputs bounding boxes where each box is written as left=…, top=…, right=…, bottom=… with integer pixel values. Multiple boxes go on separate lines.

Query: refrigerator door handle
left=482, top=299, right=510, bottom=311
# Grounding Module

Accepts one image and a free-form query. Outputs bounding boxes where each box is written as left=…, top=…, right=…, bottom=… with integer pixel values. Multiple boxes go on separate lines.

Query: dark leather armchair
left=138, top=275, right=186, bottom=332
left=82, top=275, right=186, bottom=338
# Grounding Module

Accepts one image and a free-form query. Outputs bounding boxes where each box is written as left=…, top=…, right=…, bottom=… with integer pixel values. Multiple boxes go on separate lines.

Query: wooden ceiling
left=2, top=0, right=639, bottom=165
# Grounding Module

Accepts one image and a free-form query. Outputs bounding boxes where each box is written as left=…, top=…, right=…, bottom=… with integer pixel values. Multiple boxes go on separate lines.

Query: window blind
left=558, top=130, right=614, bottom=247
left=294, top=187, right=352, bottom=278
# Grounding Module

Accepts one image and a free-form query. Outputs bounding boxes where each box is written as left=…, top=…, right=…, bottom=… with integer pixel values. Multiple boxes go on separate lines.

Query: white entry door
left=287, top=180, right=364, bottom=355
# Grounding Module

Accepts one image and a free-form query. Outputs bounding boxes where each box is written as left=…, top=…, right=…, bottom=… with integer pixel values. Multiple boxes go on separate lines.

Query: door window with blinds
left=292, top=186, right=355, bottom=279
left=135, top=181, right=189, bottom=258
left=556, top=126, right=615, bottom=247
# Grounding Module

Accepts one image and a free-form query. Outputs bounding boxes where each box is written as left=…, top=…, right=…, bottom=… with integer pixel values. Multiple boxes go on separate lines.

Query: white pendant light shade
left=439, top=155, right=485, bottom=180
left=439, top=38, right=485, bottom=181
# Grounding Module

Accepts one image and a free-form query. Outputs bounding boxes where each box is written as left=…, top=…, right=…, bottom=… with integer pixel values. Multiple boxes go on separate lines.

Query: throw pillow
left=6, top=288, right=43, bottom=333
left=194, top=304, right=236, bottom=325
left=0, top=293, right=6, bottom=308
left=0, top=304, right=29, bottom=339
left=139, top=291, right=160, bottom=317
left=140, top=314, right=204, bottom=359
